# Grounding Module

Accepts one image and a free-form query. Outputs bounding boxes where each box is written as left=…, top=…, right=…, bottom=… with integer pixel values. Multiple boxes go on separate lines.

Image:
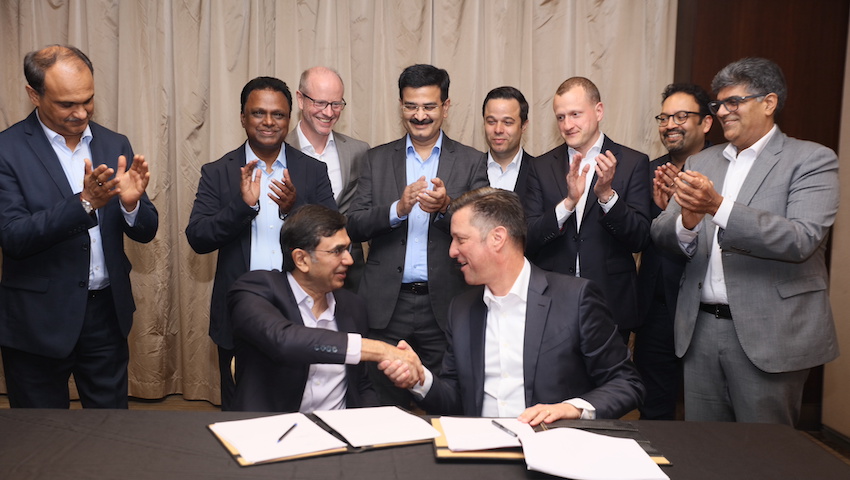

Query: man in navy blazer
left=186, top=77, right=336, bottom=410
left=481, top=86, right=535, bottom=200
left=524, top=77, right=651, bottom=340
left=381, top=188, right=643, bottom=423
left=0, top=45, right=158, bottom=408
left=228, top=205, right=423, bottom=412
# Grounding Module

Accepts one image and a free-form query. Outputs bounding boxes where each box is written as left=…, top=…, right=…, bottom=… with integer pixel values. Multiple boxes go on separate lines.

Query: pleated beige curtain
left=0, top=0, right=675, bottom=404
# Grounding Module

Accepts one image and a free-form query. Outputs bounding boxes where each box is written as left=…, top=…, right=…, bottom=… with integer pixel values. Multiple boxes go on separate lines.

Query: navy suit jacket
left=418, top=265, right=644, bottom=419
left=484, top=149, right=536, bottom=201
left=524, top=136, right=651, bottom=330
left=346, top=134, right=488, bottom=330
left=185, top=143, right=336, bottom=349
left=228, top=270, right=378, bottom=412
left=0, top=111, right=158, bottom=358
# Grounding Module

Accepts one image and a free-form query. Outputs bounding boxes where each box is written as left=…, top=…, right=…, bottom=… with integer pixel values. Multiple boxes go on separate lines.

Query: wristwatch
left=81, top=197, right=94, bottom=215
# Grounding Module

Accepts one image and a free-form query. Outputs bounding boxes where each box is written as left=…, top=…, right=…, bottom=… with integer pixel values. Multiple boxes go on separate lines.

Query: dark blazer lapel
left=523, top=266, right=551, bottom=407
left=392, top=138, right=407, bottom=199
left=435, top=134, right=458, bottom=185
left=467, top=295, right=488, bottom=415
left=335, top=133, right=352, bottom=189
left=551, top=145, right=570, bottom=199
left=736, top=129, right=784, bottom=206
left=24, top=112, right=74, bottom=197
left=228, top=148, right=251, bottom=269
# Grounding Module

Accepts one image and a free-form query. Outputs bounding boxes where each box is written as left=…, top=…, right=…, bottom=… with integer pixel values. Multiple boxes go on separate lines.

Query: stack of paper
left=314, top=406, right=441, bottom=448
left=438, top=417, right=534, bottom=451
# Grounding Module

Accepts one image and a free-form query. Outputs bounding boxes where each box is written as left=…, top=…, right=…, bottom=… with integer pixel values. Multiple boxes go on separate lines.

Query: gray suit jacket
left=285, top=127, right=369, bottom=215
left=347, top=133, right=489, bottom=330
left=651, top=129, right=840, bottom=373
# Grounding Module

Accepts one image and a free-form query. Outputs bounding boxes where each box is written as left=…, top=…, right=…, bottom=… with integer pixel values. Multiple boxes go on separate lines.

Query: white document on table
left=520, top=428, right=669, bottom=480
left=439, top=417, right=535, bottom=451
left=313, top=406, right=440, bottom=448
left=209, top=412, right=347, bottom=464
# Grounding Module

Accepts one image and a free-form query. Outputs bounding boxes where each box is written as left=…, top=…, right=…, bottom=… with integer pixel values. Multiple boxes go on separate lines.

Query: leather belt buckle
left=699, top=303, right=732, bottom=319
left=400, top=282, right=429, bottom=295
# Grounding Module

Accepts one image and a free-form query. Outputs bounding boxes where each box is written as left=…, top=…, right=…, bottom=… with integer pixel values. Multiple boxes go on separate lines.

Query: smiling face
left=658, top=92, right=712, bottom=157
left=240, top=88, right=291, bottom=158
left=301, top=228, right=354, bottom=295
left=297, top=69, right=344, bottom=141
left=714, top=85, right=775, bottom=150
left=401, top=85, right=449, bottom=149
left=484, top=97, right=527, bottom=163
left=553, top=86, right=603, bottom=156
left=449, top=206, right=493, bottom=287
left=27, top=58, right=95, bottom=148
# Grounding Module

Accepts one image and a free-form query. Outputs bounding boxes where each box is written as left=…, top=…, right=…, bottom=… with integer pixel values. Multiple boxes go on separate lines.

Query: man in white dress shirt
left=481, top=86, right=535, bottom=200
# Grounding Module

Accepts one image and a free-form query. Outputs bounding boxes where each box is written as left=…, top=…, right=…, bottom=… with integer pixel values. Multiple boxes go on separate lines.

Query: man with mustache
left=524, top=77, right=651, bottom=343
left=186, top=76, right=336, bottom=410
left=227, top=205, right=423, bottom=413
left=0, top=45, right=158, bottom=408
left=652, top=58, right=839, bottom=425
left=286, top=67, right=370, bottom=292
left=633, top=83, right=713, bottom=420
left=347, top=64, right=488, bottom=406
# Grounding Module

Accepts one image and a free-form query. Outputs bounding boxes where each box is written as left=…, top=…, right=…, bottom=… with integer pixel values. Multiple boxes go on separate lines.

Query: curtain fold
left=0, top=0, right=675, bottom=404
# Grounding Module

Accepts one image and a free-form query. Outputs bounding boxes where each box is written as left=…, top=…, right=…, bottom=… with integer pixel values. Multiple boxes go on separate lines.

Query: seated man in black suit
left=227, top=205, right=423, bottom=412
left=380, top=188, right=643, bottom=425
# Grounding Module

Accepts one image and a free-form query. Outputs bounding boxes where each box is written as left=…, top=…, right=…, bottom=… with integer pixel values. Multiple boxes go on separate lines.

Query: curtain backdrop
left=0, top=0, right=676, bottom=404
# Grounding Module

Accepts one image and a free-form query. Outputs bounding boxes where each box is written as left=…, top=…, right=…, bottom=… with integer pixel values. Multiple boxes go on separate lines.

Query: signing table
left=1, top=409, right=848, bottom=479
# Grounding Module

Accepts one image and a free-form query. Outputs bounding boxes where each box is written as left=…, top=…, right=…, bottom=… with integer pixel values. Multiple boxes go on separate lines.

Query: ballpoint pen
left=277, top=423, right=297, bottom=443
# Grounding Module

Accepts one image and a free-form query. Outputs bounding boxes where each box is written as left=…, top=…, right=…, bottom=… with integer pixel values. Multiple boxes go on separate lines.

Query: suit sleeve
left=596, top=153, right=651, bottom=252
left=185, top=161, right=258, bottom=254
left=346, top=148, right=398, bottom=243
left=121, top=151, right=158, bottom=244
left=523, top=159, right=564, bottom=256
left=228, top=272, right=350, bottom=365
left=417, top=300, right=465, bottom=415
left=722, top=144, right=838, bottom=261
left=573, top=280, right=645, bottom=419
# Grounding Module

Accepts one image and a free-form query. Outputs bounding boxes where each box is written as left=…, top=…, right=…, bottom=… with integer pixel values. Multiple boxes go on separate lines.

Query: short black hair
left=482, top=86, right=529, bottom=124
left=24, top=45, right=94, bottom=96
left=398, top=64, right=450, bottom=102
left=661, top=83, right=712, bottom=118
left=711, top=57, right=787, bottom=114
left=240, top=76, right=292, bottom=113
left=280, top=205, right=347, bottom=272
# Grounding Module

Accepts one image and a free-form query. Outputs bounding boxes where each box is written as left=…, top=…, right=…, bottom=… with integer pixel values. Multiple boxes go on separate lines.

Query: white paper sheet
left=439, top=417, right=535, bottom=451
left=520, top=428, right=669, bottom=480
left=313, top=406, right=440, bottom=448
left=209, top=412, right=347, bottom=464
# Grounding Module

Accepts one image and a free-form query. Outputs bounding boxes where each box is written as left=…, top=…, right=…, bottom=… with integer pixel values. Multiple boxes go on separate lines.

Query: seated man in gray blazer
left=380, top=188, right=644, bottom=424
left=227, top=205, right=423, bottom=413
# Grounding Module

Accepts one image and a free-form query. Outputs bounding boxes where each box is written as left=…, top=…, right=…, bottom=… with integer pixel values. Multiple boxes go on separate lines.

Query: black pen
left=491, top=420, right=518, bottom=437
left=277, top=423, right=297, bottom=443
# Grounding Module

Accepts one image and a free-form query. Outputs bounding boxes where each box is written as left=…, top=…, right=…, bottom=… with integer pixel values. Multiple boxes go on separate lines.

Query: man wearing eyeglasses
left=634, top=83, right=713, bottom=420
left=524, top=77, right=651, bottom=344
left=651, top=58, right=839, bottom=425
left=347, top=64, right=489, bottom=406
left=227, top=205, right=424, bottom=413
left=186, top=76, right=337, bottom=410
left=286, top=67, right=370, bottom=292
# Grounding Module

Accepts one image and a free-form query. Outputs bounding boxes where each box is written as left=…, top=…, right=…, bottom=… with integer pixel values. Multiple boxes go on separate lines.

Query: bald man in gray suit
left=651, top=58, right=839, bottom=426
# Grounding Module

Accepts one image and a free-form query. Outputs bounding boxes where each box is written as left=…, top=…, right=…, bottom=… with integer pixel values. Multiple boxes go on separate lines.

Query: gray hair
left=711, top=57, right=787, bottom=114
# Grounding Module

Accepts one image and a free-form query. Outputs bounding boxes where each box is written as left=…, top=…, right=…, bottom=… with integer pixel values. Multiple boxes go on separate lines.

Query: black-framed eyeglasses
left=301, top=92, right=347, bottom=112
left=312, top=244, right=353, bottom=257
left=654, top=111, right=702, bottom=126
left=402, top=102, right=443, bottom=113
left=708, top=94, right=766, bottom=115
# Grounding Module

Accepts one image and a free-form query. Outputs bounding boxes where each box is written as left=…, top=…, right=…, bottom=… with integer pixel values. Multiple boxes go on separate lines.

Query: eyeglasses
left=708, top=94, right=766, bottom=115
left=402, top=102, right=443, bottom=113
left=312, top=244, right=353, bottom=257
left=654, top=111, right=702, bottom=126
left=301, top=92, right=347, bottom=112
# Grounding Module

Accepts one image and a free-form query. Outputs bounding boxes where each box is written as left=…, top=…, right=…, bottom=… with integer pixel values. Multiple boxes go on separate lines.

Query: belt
left=400, top=282, right=429, bottom=295
left=699, top=303, right=732, bottom=319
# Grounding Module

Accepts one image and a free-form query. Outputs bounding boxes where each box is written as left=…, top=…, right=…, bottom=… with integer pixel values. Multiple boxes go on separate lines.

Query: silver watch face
left=81, top=198, right=93, bottom=214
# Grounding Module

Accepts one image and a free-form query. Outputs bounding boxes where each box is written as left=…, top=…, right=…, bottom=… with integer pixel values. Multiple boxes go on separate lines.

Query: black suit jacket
left=0, top=111, right=158, bottom=358
left=524, top=136, right=651, bottom=330
left=185, top=143, right=336, bottom=349
left=346, top=134, right=488, bottom=330
left=227, top=270, right=378, bottom=412
left=418, top=265, right=644, bottom=419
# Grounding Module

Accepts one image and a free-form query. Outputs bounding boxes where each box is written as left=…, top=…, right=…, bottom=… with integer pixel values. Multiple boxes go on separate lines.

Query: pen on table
left=491, top=420, right=518, bottom=437
left=277, top=423, right=297, bottom=443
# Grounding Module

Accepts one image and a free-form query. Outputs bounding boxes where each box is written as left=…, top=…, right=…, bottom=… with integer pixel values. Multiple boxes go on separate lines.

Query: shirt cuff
left=390, top=200, right=406, bottom=227
left=675, top=214, right=701, bottom=255
left=121, top=201, right=140, bottom=226
left=345, top=333, right=362, bottom=365
left=712, top=197, right=733, bottom=229
left=564, top=398, right=596, bottom=419
left=597, top=190, right=618, bottom=213
left=555, top=201, right=574, bottom=229
left=409, top=367, right=434, bottom=399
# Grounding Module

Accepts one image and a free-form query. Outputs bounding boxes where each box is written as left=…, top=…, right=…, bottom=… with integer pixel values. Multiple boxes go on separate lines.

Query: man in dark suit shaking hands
left=0, top=45, right=158, bottom=408
left=380, top=187, right=643, bottom=424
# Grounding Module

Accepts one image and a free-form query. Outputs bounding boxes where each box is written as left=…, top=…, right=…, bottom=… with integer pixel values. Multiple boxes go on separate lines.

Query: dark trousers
left=1, top=287, right=129, bottom=409
left=218, top=345, right=235, bottom=411
left=367, top=290, right=447, bottom=408
left=633, top=298, right=680, bottom=420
